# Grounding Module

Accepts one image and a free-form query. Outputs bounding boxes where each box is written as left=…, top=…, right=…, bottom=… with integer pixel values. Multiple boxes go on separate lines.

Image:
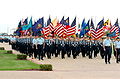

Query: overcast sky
left=0, top=0, right=120, bottom=33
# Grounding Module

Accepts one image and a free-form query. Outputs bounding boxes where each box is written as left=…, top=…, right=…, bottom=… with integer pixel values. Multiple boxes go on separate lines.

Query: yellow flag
left=104, top=19, right=112, bottom=31
left=104, top=19, right=109, bottom=26
left=52, top=18, right=58, bottom=27
left=104, top=19, right=111, bottom=26
left=71, top=34, right=76, bottom=38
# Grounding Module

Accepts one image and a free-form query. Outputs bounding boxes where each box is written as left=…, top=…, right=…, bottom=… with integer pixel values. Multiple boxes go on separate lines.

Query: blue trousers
left=105, top=46, right=112, bottom=63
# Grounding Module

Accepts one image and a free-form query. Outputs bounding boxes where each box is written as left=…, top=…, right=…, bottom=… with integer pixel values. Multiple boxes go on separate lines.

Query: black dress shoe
left=108, top=61, right=111, bottom=64
left=41, top=58, right=44, bottom=60
left=116, top=61, right=119, bottom=63
left=62, top=57, right=65, bottom=59
left=105, top=62, right=107, bottom=64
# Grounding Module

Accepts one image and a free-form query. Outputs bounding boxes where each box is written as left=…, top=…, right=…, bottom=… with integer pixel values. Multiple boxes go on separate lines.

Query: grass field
left=0, top=50, right=40, bottom=71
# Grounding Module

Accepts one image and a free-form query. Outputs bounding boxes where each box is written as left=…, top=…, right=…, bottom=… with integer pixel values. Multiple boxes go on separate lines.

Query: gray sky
left=0, top=0, right=120, bottom=34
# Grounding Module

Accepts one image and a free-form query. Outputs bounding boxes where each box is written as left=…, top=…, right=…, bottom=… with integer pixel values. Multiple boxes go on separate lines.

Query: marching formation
left=1, top=16, right=120, bottom=64
left=0, top=34, right=120, bottom=64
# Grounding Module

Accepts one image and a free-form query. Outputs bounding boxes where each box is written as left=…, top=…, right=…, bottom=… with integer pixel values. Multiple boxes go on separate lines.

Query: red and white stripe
left=90, top=27, right=104, bottom=39
left=41, top=23, right=54, bottom=36
left=110, top=25, right=119, bottom=33
left=42, top=23, right=76, bottom=38
left=48, top=23, right=54, bottom=33
left=54, top=23, right=65, bottom=37
left=42, top=27, right=50, bottom=36
left=110, top=25, right=119, bottom=38
left=66, top=26, right=76, bottom=37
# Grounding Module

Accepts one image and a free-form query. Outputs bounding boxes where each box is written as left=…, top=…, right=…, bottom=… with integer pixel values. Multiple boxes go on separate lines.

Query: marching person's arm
left=114, top=41, right=117, bottom=52
left=110, top=39, right=113, bottom=47
left=114, top=41, right=117, bottom=58
left=36, top=38, right=38, bottom=49
left=42, top=38, right=45, bottom=49
left=32, top=39, right=35, bottom=48
left=103, top=39, right=106, bottom=51
left=43, top=42, right=45, bottom=49
left=103, top=45, right=105, bottom=51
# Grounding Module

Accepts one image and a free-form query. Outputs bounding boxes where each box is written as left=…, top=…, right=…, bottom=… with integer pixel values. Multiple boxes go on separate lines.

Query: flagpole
left=78, top=17, right=79, bottom=38
left=83, top=17, right=85, bottom=37
left=90, top=17, right=92, bottom=39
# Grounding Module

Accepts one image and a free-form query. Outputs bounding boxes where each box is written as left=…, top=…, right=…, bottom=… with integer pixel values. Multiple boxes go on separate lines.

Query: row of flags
left=79, top=18, right=119, bottom=39
left=14, top=17, right=120, bottom=40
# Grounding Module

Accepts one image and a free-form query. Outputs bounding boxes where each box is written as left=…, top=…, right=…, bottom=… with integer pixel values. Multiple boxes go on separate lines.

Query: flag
left=94, top=18, right=105, bottom=39
left=14, top=20, right=22, bottom=36
left=66, top=17, right=76, bottom=37
left=61, top=17, right=70, bottom=37
left=32, top=17, right=44, bottom=36
left=42, top=17, right=54, bottom=37
left=104, top=19, right=109, bottom=26
left=81, top=19, right=86, bottom=29
left=71, top=17, right=76, bottom=27
left=19, top=18, right=28, bottom=35
left=18, top=20, right=21, bottom=28
left=22, top=17, right=33, bottom=30
left=60, top=16, right=64, bottom=24
left=37, top=17, right=44, bottom=28
left=84, top=20, right=90, bottom=34
left=53, top=17, right=67, bottom=38
left=89, top=19, right=96, bottom=39
left=103, top=19, right=111, bottom=31
left=64, top=17, right=70, bottom=29
left=52, top=18, right=58, bottom=27
left=90, top=19, right=95, bottom=29
left=47, top=16, right=51, bottom=26
left=96, top=18, right=104, bottom=30
left=80, top=19, right=86, bottom=37
left=108, top=31, right=116, bottom=37
left=90, top=19, right=105, bottom=39
left=64, top=17, right=69, bottom=25
left=14, top=28, right=22, bottom=36
left=42, top=26, right=50, bottom=37
left=23, top=17, right=28, bottom=25
left=54, top=16, right=65, bottom=37
left=110, top=19, right=119, bottom=32
left=27, top=17, right=33, bottom=28
left=110, top=19, right=119, bottom=38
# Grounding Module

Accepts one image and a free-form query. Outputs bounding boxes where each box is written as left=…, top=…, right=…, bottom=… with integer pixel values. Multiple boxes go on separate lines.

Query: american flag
left=66, top=26, right=76, bottom=37
left=42, top=23, right=54, bottom=37
left=41, top=17, right=54, bottom=37
left=110, top=19, right=119, bottom=33
left=110, top=19, right=119, bottom=38
left=91, top=27, right=104, bottom=39
left=54, top=17, right=65, bottom=37
left=90, top=19, right=104, bottom=40
left=66, top=17, right=76, bottom=37
left=89, top=19, right=96, bottom=39
left=54, top=23, right=65, bottom=37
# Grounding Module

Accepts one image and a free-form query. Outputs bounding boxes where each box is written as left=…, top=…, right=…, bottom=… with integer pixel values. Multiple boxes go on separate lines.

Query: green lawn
left=0, top=50, right=40, bottom=71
